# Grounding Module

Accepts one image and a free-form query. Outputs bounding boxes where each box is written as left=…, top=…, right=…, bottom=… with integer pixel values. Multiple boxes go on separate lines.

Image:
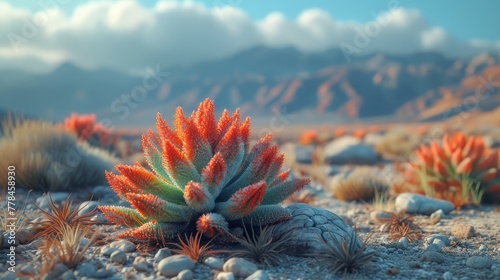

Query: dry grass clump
left=374, top=128, right=420, bottom=160
left=169, top=231, right=224, bottom=263
left=0, top=118, right=117, bottom=192
left=370, top=191, right=397, bottom=212
left=46, top=223, right=99, bottom=269
left=228, top=222, right=291, bottom=267
left=31, top=195, right=97, bottom=240
left=331, top=168, right=389, bottom=202
left=378, top=209, right=423, bottom=242
left=308, top=231, right=374, bottom=273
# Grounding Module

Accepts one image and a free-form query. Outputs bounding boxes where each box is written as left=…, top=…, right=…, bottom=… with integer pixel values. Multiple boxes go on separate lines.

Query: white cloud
left=0, top=0, right=499, bottom=73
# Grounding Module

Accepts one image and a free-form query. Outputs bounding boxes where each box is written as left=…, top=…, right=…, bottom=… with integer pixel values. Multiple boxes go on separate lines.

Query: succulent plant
left=99, top=99, right=310, bottom=240
left=396, top=132, right=500, bottom=206
left=64, top=113, right=120, bottom=149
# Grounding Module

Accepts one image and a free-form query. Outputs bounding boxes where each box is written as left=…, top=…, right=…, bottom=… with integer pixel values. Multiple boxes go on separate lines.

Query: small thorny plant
left=378, top=208, right=423, bottom=242
left=228, top=221, right=292, bottom=267
left=308, top=231, right=375, bottom=273
left=169, top=231, right=226, bottom=263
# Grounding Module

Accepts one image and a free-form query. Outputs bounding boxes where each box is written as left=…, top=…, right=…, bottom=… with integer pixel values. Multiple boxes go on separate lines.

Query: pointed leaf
left=162, top=140, right=201, bottom=189
left=262, top=178, right=310, bottom=204
left=215, top=181, right=266, bottom=221
left=98, top=206, right=148, bottom=227
left=456, top=157, right=473, bottom=174
left=156, top=113, right=182, bottom=148
left=116, top=164, right=185, bottom=204
left=201, top=152, right=227, bottom=196
left=196, top=213, right=229, bottom=237
left=183, top=181, right=215, bottom=212
left=125, top=193, right=192, bottom=223
left=117, top=221, right=185, bottom=240
left=242, top=205, right=292, bottom=225
left=142, top=130, right=172, bottom=183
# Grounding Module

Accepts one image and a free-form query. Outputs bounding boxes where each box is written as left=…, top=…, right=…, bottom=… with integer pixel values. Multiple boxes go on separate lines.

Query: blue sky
left=5, top=0, right=500, bottom=41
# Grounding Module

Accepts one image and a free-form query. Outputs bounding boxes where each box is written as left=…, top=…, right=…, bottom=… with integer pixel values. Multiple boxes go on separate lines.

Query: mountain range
left=1, top=47, right=499, bottom=127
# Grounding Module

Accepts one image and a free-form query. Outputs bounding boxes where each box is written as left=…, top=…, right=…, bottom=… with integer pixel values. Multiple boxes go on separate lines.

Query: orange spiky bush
left=299, top=130, right=319, bottom=146
left=99, top=99, right=310, bottom=240
left=395, top=132, right=500, bottom=207
left=64, top=113, right=120, bottom=149
left=352, top=129, right=367, bottom=139
left=334, top=126, right=348, bottom=138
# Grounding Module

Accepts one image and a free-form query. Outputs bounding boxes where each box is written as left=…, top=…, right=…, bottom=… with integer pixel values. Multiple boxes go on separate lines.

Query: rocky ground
left=1, top=180, right=499, bottom=280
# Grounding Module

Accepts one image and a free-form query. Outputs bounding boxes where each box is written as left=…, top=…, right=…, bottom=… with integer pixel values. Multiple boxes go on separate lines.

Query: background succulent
left=395, top=132, right=500, bottom=206
left=99, top=99, right=310, bottom=240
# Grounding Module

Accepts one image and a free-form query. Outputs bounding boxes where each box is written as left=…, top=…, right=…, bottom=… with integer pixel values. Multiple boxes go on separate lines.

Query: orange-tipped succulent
left=397, top=132, right=500, bottom=206
left=99, top=99, right=310, bottom=240
left=64, top=113, right=119, bottom=148
left=299, top=130, right=319, bottom=146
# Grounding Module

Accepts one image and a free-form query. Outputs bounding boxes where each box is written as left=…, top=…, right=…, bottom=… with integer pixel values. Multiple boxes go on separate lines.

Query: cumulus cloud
left=0, top=0, right=499, bottom=73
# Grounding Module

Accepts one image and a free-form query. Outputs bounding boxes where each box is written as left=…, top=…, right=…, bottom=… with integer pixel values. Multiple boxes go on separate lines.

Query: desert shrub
left=395, top=132, right=500, bottom=207
left=0, top=119, right=117, bottom=192
left=331, top=167, right=389, bottom=202
left=64, top=113, right=121, bottom=150
left=374, top=128, right=421, bottom=160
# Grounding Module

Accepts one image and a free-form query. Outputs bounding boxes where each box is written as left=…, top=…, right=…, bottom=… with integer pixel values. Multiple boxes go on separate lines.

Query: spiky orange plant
left=396, top=132, right=500, bottom=207
left=99, top=99, right=310, bottom=240
left=352, top=129, right=367, bottom=139
left=64, top=113, right=120, bottom=148
left=299, top=130, right=319, bottom=146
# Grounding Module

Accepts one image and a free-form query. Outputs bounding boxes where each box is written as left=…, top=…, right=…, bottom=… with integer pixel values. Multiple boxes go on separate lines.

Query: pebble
left=466, top=256, right=492, bottom=269
left=398, top=237, right=409, bottom=248
left=429, top=209, right=445, bottom=224
left=158, top=255, right=195, bottom=277
left=75, top=262, right=97, bottom=277
left=420, top=251, right=445, bottom=263
left=370, top=211, right=393, bottom=223
left=155, top=248, right=172, bottom=262
left=217, top=272, right=235, bottom=280
left=133, top=256, right=149, bottom=272
left=110, top=250, right=127, bottom=264
left=245, top=270, right=270, bottom=280
left=380, top=223, right=391, bottom=232
left=395, top=193, right=454, bottom=215
left=433, top=239, right=446, bottom=248
left=178, top=269, right=194, bottom=280
left=426, top=234, right=450, bottom=246
left=78, top=201, right=99, bottom=216
left=51, top=263, right=70, bottom=278
left=479, top=244, right=487, bottom=251
left=425, top=243, right=443, bottom=252
left=451, top=224, right=475, bottom=239
left=19, top=264, right=36, bottom=275
left=223, top=258, right=258, bottom=278
left=91, top=212, right=110, bottom=224
left=204, top=256, right=224, bottom=270
left=101, top=246, right=120, bottom=256
left=443, top=271, right=456, bottom=280
left=110, top=240, right=136, bottom=252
